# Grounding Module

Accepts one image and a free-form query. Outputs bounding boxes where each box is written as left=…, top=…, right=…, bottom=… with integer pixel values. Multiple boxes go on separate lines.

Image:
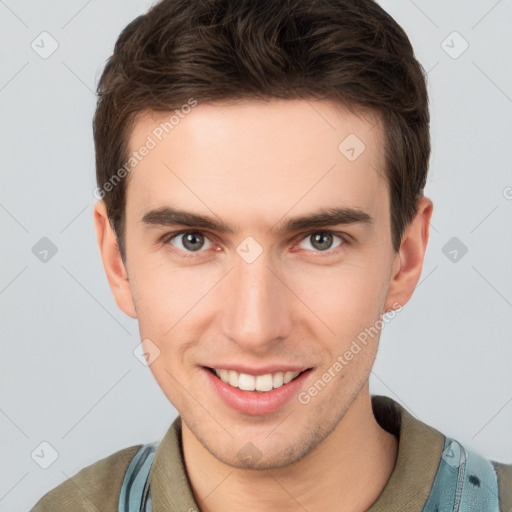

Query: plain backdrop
left=0, top=1, right=511, bottom=510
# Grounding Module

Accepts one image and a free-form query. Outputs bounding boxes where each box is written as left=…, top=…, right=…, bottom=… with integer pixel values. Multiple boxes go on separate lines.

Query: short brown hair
left=93, top=0, right=430, bottom=259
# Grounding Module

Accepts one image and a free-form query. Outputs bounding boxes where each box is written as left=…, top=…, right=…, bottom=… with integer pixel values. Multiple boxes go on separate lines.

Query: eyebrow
left=141, top=206, right=373, bottom=235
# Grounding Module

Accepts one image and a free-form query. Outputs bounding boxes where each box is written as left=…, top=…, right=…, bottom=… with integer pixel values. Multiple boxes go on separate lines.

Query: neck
left=182, top=385, right=398, bottom=512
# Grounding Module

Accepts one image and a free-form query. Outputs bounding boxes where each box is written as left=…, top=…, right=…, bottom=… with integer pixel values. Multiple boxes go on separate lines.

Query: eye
left=161, top=229, right=349, bottom=258
left=165, top=231, right=213, bottom=253
left=297, top=231, right=346, bottom=254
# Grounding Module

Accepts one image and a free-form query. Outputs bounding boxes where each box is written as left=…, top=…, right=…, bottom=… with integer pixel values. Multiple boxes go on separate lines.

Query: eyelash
left=160, top=230, right=351, bottom=259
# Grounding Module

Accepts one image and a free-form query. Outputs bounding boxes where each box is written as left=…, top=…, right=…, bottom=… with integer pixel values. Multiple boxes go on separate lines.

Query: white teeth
left=213, top=368, right=302, bottom=392
left=228, top=370, right=239, bottom=387
left=238, top=373, right=256, bottom=391
left=255, top=374, right=273, bottom=392
left=273, top=372, right=284, bottom=388
left=283, top=371, right=297, bottom=384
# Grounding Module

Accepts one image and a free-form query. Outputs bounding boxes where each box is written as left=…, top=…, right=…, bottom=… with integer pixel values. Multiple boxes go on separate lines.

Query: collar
left=148, top=395, right=445, bottom=512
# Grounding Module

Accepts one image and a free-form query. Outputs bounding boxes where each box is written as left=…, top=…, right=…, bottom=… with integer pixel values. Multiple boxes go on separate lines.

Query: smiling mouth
left=204, top=366, right=312, bottom=393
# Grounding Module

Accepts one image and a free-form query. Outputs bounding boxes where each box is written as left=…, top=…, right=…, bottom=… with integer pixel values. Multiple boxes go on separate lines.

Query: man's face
left=122, top=99, right=399, bottom=469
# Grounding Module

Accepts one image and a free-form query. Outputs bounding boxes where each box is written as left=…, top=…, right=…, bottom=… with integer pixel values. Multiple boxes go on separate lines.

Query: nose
left=219, top=249, right=292, bottom=353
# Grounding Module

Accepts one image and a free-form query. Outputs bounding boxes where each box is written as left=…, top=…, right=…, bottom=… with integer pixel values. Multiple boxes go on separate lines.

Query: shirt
left=29, top=395, right=512, bottom=512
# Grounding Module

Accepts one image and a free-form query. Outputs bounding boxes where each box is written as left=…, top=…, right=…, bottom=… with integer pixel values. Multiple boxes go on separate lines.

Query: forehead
left=124, top=99, right=388, bottom=230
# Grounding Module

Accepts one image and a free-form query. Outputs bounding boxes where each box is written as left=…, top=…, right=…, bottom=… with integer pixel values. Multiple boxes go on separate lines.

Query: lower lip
left=202, top=367, right=313, bottom=416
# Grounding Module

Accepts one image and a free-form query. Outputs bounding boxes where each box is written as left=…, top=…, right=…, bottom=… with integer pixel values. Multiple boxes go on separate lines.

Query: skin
left=94, top=98, right=433, bottom=511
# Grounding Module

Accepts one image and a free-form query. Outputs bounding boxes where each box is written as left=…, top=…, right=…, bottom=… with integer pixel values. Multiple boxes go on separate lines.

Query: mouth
left=204, top=366, right=311, bottom=392
left=201, top=365, right=314, bottom=415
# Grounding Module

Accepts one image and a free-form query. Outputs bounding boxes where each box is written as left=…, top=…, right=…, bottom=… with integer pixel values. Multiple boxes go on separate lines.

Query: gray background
left=1, top=0, right=511, bottom=510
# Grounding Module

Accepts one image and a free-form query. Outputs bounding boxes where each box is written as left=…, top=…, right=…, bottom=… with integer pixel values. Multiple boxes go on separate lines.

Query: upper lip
left=203, top=364, right=312, bottom=377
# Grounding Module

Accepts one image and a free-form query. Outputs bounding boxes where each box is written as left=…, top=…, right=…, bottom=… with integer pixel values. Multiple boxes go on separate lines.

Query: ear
left=93, top=200, right=137, bottom=318
left=384, top=196, right=434, bottom=312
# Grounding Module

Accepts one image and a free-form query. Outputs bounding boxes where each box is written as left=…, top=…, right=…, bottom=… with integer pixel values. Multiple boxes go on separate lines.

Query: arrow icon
left=31, top=31, right=59, bottom=60
left=339, top=134, right=365, bottom=161
left=441, top=31, right=468, bottom=60
left=32, top=237, right=58, bottom=262
left=442, top=236, right=468, bottom=263
left=31, top=441, right=59, bottom=468
left=236, top=236, right=263, bottom=263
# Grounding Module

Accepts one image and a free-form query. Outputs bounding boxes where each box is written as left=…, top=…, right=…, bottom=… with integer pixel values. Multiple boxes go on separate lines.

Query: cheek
left=288, top=258, right=389, bottom=334
left=128, top=256, right=182, bottom=334
left=128, top=255, right=225, bottom=349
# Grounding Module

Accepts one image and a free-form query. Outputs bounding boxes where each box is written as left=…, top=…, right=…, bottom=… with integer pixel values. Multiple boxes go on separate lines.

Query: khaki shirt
left=30, top=395, right=512, bottom=512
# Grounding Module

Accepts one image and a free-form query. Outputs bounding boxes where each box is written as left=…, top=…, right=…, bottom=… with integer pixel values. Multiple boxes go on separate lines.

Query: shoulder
left=371, top=395, right=512, bottom=510
left=29, top=444, right=142, bottom=512
left=429, top=438, right=512, bottom=512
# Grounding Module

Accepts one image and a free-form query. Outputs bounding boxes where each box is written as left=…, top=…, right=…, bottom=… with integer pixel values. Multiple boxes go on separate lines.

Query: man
left=30, top=0, right=511, bottom=510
